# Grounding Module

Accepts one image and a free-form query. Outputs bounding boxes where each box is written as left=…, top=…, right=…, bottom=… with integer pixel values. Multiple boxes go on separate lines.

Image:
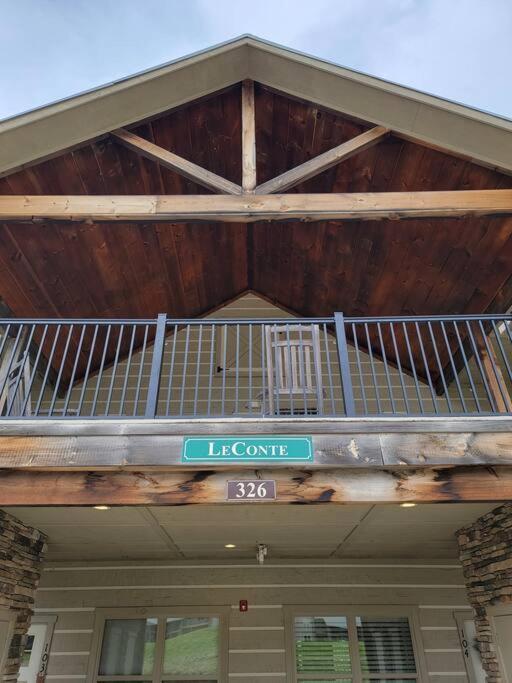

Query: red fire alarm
left=239, top=600, right=248, bottom=612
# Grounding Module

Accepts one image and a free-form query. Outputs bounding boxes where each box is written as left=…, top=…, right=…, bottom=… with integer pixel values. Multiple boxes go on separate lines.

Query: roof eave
left=1, top=35, right=511, bottom=177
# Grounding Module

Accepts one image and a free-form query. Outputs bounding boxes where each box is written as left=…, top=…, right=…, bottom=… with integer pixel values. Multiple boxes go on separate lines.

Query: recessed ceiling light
left=225, top=543, right=237, bottom=549
left=400, top=502, right=416, bottom=508
left=93, top=505, right=111, bottom=510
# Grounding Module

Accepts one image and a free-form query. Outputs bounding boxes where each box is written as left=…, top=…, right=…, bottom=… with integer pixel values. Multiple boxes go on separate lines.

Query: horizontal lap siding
left=36, top=561, right=470, bottom=682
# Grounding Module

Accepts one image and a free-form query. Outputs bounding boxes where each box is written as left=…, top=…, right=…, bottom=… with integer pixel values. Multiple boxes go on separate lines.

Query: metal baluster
left=235, top=324, right=240, bottom=415
left=119, top=325, right=137, bottom=416
left=62, top=324, right=87, bottom=417
left=323, top=323, right=336, bottom=415
left=221, top=324, right=227, bottom=416
left=389, top=322, right=409, bottom=414
left=164, top=324, right=178, bottom=416
left=260, top=324, right=266, bottom=416
left=193, top=324, right=203, bottom=416
left=0, top=324, right=25, bottom=409
left=207, top=325, right=215, bottom=417
left=464, top=320, right=496, bottom=412
left=285, top=324, right=294, bottom=416
left=414, top=322, right=438, bottom=414
left=104, top=324, right=125, bottom=416
left=334, top=313, right=356, bottom=416
left=90, top=325, right=112, bottom=416
left=145, top=314, right=167, bottom=418
left=477, top=320, right=511, bottom=411
left=427, top=322, right=452, bottom=413
left=364, top=322, right=381, bottom=414
left=402, top=322, right=424, bottom=414
left=440, top=321, right=467, bottom=413
left=77, top=324, right=99, bottom=417
left=452, top=321, right=481, bottom=413
left=351, top=323, right=367, bottom=416
left=491, top=320, right=512, bottom=384
left=6, top=323, right=36, bottom=416
left=248, top=324, right=253, bottom=415
left=0, top=324, right=12, bottom=359
left=21, top=324, right=49, bottom=416
left=133, top=325, right=149, bottom=417
left=297, top=324, right=308, bottom=414
left=179, top=324, right=191, bottom=417
left=34, top=325, right=62, bottom=416
left=272, top=324, right=280, bottom=415
left=48, top=324, right=76, bottom=416
left=377, top=322, right=395, bottom=414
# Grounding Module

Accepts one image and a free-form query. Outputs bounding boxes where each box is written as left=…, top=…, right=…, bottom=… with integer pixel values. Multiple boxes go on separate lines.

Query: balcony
left=0, top=313, right=511, bottom=420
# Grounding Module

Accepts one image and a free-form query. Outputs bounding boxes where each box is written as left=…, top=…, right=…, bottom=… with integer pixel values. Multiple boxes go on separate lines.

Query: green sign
left=182, top=436, right=313, bottom=462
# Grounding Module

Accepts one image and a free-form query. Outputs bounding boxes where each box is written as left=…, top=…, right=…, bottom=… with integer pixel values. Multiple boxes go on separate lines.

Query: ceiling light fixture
left=225, top=543, right=236, bottom=549
left=93, top=505, right=111, bottom=510
left=400, top=502, right=416, bottom=508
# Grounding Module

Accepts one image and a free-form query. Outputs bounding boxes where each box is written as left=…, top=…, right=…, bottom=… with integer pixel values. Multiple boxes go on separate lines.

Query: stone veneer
left=457, top=502, right=512, bottom=683
left=0, top=510, right=47, bottom=682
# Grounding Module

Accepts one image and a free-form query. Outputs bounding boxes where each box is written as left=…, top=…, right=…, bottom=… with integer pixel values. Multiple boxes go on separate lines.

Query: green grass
left=163, top=626, right=218, bottom=675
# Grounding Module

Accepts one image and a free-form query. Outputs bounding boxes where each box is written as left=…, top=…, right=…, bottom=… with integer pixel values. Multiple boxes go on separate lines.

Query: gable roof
left=1, top=34, right=512, bottom=177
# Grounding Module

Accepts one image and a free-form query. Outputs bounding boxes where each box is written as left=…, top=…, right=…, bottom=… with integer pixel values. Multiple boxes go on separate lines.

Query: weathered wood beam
left=1, top=431, right=512, bottom=470
left=241, top=80, right=257, bottom=193
left=111, top=128, right=242, bottom=195
left=255, top=126, right=389, bottom=194
left=2, top=190, right=512, bottom=223
left=1, top=466, right=511, bottom=505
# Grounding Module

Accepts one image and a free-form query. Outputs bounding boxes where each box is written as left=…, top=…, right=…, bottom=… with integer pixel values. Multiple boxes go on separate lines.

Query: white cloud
left=0, top=0, right=511, bottom=119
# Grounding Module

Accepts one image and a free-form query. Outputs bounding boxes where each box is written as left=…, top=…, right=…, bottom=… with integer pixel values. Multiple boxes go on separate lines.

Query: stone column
left=457, top=502, right=512, bottom=683
left=0, top=510, right=47, bottom=682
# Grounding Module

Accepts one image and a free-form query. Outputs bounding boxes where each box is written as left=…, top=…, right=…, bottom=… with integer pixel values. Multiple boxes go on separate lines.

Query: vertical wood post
left=477, top=333, right=512, bottom=413
left=145, top=313, right=167, bottom=418
left=334, top=313, right=356, bottom=416
left=242, top=79, right=257, bottom=193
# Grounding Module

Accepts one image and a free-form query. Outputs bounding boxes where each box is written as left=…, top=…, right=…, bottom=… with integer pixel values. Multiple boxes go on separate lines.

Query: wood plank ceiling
left=0, top=83, right=511, bottom=324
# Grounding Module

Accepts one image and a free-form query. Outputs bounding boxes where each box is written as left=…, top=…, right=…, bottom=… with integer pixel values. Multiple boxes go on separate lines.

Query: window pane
left=21, top=634, right=35, bottom=666
left=99, top=618, right=157, bottom=676
left=295, top=616, right=351, bottom=674
left=357, top=617, right=416, bottom=674
left=163, top=617, right=219, bottom=675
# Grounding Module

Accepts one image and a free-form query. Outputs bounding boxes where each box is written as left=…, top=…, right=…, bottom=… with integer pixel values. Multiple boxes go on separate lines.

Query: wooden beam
left=477, top=336, right=512, bottom=413
left=241, top=80, right=257, bottom=192
left=2, top=430, right=512, bottom=470
left=1, top=466, right=511, bottom=505
left=111, top=128, right=242, bottom=195
left=255, top=126, right=389, bottom=194
left=1, top=190, right=512, bottom=223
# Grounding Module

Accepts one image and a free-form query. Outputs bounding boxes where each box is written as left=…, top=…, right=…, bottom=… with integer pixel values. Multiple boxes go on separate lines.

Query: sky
left=1, top=0, right=511, bottom=121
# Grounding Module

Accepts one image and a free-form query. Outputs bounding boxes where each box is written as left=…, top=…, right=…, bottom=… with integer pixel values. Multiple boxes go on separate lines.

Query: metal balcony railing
left=0, top=314, right=511, bottom=419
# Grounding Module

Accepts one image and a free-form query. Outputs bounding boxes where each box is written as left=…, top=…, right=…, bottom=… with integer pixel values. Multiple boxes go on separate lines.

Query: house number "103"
left=227, top=480, right=276, bottom=501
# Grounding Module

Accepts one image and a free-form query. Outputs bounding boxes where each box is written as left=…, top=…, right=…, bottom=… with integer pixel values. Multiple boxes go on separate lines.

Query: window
left=91, top=609, right=226, bottom=683
left=290, top=609, right=422, bottom=683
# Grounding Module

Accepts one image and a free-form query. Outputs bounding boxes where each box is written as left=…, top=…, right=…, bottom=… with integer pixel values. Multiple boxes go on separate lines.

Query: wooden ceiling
left=0, top=83, right=511, bottom=323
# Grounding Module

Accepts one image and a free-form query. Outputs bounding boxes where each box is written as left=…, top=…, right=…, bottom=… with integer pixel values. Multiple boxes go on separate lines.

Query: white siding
left=35, top=560, right=470, bottom=682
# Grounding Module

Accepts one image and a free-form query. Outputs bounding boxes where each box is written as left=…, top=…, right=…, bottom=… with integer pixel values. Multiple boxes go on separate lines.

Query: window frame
left=87, top=606, right=229, bottom=683
left=284, top=605, right=427, bottom=683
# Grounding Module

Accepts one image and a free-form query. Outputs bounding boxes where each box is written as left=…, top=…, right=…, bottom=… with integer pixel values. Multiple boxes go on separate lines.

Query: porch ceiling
left=0, top=84, right=511, bottom=322
left=2, top=503, right=496, bottom=561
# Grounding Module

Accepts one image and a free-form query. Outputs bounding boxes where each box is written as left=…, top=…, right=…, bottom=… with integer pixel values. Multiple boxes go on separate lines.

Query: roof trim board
left=0, top=36, right=511, bottom=178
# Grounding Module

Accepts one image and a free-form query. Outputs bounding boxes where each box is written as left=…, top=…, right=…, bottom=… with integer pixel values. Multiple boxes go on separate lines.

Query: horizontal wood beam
left=111, top=128, right=242, bottom=195
left=1, top=466, right=511, bottom=505
left=1, top=431, right=512, bottom=470
left=1, top=190, right=512, bottom=223
left=255, top=126, right=389, bottom=194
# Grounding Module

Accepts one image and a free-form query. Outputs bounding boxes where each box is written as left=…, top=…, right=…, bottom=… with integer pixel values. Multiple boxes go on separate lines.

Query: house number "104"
left=227, top=480, right=276, bottom=501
